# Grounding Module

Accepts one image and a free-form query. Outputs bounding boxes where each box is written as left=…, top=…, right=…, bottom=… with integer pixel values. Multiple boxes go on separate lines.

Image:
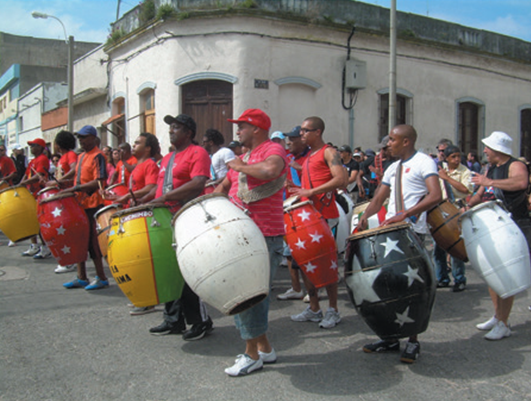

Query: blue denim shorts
left=234, top=235, right=283, bottom=340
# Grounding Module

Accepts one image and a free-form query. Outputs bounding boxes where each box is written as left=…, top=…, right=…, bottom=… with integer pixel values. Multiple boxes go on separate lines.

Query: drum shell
left=284, top=201, right=338, bottom=288
left=427, top=200, right=468, bottom=261
left=104, top=183, right=128, bottom=206
left=173, top=193, right=270, bottom=316
left=345, top=224, right=436, bottom=340
left=38, top=194, right=90, bottom=265
left=107, top=206, right=184, bottom=308
left=0, top=186, right=40, bottom=242
left=94, top=204, right=122, bottom=260
left=460, top=201, right=531, bottom=298
left=335, top=191, right=355, bottom=253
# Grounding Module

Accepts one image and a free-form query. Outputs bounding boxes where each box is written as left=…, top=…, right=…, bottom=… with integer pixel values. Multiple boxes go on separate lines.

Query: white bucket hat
left=482, top=131, right=512, bottom=156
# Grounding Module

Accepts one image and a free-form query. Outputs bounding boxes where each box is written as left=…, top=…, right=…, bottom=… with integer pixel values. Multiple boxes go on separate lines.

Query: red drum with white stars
left=284, top=200, right=338, bottom=288
left=345, top=222, right=436, bottom=340
left=36, top=186, right=60, bottom=215
left=38, top=193, right=90, bottom=266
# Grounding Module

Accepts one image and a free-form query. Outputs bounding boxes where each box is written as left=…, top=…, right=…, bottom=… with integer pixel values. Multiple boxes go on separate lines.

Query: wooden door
left=182, top=80, right=233, bottom=145
left=521, top=108, right=531, bottom=161
left=458, top=102, right=478, bottom=155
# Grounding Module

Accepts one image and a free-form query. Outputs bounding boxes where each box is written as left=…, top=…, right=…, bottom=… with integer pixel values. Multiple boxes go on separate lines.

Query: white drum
left=460, top=201, right=531, bottom=298
left=335, top=191, right=354, bottom=253
left=172, top=193, right=270, bottom=315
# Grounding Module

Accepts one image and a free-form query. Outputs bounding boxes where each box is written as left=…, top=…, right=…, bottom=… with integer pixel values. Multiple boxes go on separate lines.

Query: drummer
left=107, top=133, right=160, bottom=208
left=434, top=144, right=473, bottom=292
left=0, top=144, right=18, bottom=185
left=60, top=125, right=109, bottom=291
left=216, top=108, right=288, bottom=376
left=19, top=138, right=51, bottom=259
left=468, top=131, right=531, bottom=341
left=141, top=114, right=214, bottom=341
left=109, top=142, right=137, bottom=186
left=358, top=124, right=441, bottom=363
left=44, top=130, right=79, bottom=273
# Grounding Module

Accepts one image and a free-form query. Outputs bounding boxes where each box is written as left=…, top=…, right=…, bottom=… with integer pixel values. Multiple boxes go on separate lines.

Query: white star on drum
left=295, top=238, right=306, bottom=250
left=395, top=306, right=415, bottom=327
left=297, top=209, right=311, bottom=222
left=61, top=245, right=71, bottom=254
left=51, top=207, right=63, bottom=218
left=380, top=237, right=404, bottom=258
left=330, top=260, right=338, bottom=270
left=56, top=225, right=66, bottom=235
left=403, top=265, right=425, bottom=287
left=309, top=232, right=323, bottom=243
left=346, top=256, right=381, bottom=305
left=305, top=262, right=317, bottom=273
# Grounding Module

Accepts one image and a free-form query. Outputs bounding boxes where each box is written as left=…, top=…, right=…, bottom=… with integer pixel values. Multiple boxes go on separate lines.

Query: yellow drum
left=0, top=185, right=39, bottom=242
left=94, top=204, right=122, bottom=261
left=107, top=204, right=184, bottom=307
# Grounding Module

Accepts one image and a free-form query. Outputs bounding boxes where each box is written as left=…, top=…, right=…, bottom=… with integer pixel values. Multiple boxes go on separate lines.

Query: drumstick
left=98, top=180, right=106, bottom=200
left=129, top=189, right=137, bottom=204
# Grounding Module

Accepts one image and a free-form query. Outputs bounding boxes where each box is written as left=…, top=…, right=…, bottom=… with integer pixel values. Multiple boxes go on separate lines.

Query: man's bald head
left=391, top=124, right=417, bottom=146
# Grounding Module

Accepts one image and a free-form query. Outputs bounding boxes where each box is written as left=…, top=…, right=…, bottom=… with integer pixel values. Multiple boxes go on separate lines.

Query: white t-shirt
left=382, top=151, right=438, bottom=234
left=211, top=147, right=235, bottom=180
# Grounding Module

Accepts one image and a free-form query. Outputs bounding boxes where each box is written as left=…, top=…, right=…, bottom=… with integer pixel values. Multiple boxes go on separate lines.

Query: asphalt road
left=1, top=233, right=531, bottom=401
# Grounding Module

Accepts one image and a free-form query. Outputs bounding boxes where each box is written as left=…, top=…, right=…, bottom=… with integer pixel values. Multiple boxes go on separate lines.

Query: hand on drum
left=290, top=187, right=312, bottom=199
left=357, top=215, right=369, bottom=231
left=470, top=171, right=490, bottom=187
left=382, top=212, right=406, bottom=226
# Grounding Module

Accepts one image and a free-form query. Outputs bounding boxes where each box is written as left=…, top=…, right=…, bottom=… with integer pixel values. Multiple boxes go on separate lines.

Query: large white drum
left=172, top=193, right=270, bottom=315
left=460, top=201, right=531, bottom=298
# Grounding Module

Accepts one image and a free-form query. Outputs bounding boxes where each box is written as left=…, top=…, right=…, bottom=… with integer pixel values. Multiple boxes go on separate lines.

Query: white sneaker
left=291, top=306, right=323, bottom=322
left=22, top=244, right=40, bottom=256
left=55, top=264, right=76, bottom=274
left=33, top=246, right=52, bottom=259
left=476, top=316, right=499, bottom=331
left=277, top=288, right=304, bottom=300
left=484, top=321, right=511, bottom=341
left=8, top=240, right=16, bottom=247
left=258, top=348, right=277, bottom=364
left=319, top=307, right=341, bottom=329
left=224, top=354, right=263, bottom=376
left=280, top=257, right=288, bottom=267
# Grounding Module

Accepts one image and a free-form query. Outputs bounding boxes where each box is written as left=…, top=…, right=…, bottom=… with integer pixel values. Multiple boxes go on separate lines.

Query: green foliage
left=106, top=27, right=125, bottom=46
left=139, top=0, right=156, bottom=25
left=157, top=4, right=176, bottom=20
left=177, top=11, right=190, bottom=21
left=239, top=0, right=258, bottom=9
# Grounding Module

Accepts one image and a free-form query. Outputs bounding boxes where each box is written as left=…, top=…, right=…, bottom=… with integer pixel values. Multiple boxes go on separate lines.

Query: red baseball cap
left=28, top=138, right=46, bottom=148
left=227, top=109, right=271, bottom=131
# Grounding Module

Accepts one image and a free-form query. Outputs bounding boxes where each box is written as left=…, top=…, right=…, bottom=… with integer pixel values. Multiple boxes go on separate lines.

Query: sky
left=0, top=0, right=530, bottom=44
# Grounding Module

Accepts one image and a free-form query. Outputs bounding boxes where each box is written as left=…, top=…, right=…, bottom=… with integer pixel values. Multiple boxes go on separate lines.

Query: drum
left=0, top=180, right=8, bottom=191
left=172, top=193, right=270, bottom=315
left=94, top=204, right=122, bottom=260
left=107, top=204, right=184, bottom=308
left=38, top=193, right=90, bottom=266
left=427, top=200, right=468, bottom=261
left=345, top=222, right=436, bottom=340
left=36, top=186, right=60, bottom=215
left=104, top=183, right=128, bottom=206
left=0, top=185, right=39, bottom=242
left=284, top=200, right=338, bottom=289
left=336, top=191, right=355, bottom=253
left=460, top=201, right=531, bottom=298
left=351, top=200, right=388, bottom=234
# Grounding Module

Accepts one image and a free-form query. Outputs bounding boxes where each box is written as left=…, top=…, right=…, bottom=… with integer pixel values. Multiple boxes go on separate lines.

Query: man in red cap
left=19, top=138, right=51, bottom=258
left=216, top=108, right=288, bottom=376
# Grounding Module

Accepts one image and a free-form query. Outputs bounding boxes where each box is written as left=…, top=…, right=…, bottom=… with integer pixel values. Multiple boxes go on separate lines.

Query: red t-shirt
left=74, top=147, right=107, bottom=209
left=130, top=158, right=159, bottom=191
left=25, top=154, right=49, bottom=197
left=56, top=151, right=78, bottom=182
left=227, top=140, right=288, bottom=237
left=301, top=145, right=339, bottom=219
left=0, top=155, right=17, bottom=185
left=155, top=145, right=211, bottom=213
left=115, top=156, right=138, bottom=185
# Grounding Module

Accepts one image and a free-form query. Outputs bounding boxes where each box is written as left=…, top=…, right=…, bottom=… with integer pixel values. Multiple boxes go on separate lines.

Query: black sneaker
left=452, top=282, right=466, bottom=292
left=363, top=339, right=400, bottom=353
left=149, top=320, right=185, bottom=336
left=437, top=281, right=450, bottom=288
left=400, top=341, right=420, bottom=363
left=182, top=317, right=213, bottom=341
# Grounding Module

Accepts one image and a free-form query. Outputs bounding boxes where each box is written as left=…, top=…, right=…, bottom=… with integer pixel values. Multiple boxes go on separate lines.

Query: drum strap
left=162, top=152, right=177, bottom=195
left=439, top=162, right=455, bottom=202
left=394, top=161, right=404, bottom=213
left=237, top=151, right=286, bottom=204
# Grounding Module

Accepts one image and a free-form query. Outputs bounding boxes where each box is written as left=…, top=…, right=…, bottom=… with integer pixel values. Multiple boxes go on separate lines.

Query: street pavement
left=1, top=233, right=531, bottom=401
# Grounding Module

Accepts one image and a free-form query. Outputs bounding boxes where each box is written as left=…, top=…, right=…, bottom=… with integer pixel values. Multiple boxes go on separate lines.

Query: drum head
left=172, top=192, right=229, bottom=222
left=460, top=200, right=504, bottom=220
left=0, top=185, right=27, bottom=196
left=39, top=192, right=76, bottom=204
left=348, top=221, right=411, bottom=241
left=283, top=200, right=313, bottom=213
left=95, top=204, right=122, bottom=218
left=37, top=186, right=59, bottom=196
left=283, top=196, right=300, bottom=209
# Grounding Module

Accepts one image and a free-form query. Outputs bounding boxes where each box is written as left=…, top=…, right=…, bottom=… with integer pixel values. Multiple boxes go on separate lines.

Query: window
left=140, top=89, right=155, bottom=136
left=379, top=92, right=409, bottom=140
left=457, top=101, right=480, bottom=156
left=521, top=108, right=531, bottom=162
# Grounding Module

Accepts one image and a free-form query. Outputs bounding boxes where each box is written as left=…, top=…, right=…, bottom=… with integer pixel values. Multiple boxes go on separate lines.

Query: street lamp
left=32, top=11, right=74, bottom=132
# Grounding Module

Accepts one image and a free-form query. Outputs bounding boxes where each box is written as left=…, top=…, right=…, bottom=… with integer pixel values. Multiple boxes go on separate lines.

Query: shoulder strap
left=162, top=152, right=177, bottom=195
